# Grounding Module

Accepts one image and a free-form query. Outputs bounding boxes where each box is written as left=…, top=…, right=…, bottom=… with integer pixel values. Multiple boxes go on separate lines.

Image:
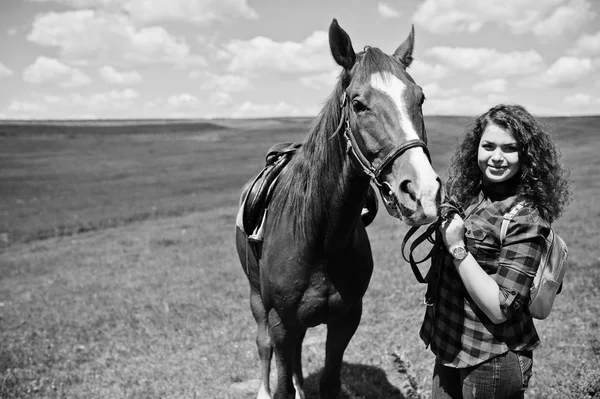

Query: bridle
left=332, top=91, right=431, bottom=216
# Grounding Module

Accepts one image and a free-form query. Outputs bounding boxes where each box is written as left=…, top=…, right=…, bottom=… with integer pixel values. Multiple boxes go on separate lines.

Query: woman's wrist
left=448, top=241, right=468, bottom=261
left=447, top=241, right=466, bottom=251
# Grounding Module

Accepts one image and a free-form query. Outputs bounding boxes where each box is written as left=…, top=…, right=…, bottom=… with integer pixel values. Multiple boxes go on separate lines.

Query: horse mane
left=270, top=72, right=347, bottom=240
left=270, top=47, right=399, bottom=240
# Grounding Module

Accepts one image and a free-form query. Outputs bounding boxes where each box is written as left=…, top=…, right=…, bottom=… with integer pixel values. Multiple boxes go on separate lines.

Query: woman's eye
left=352, top=100, right=367, bottom=113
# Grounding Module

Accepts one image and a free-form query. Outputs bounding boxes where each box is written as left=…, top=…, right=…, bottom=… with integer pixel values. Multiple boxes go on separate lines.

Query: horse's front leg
left=269, top=308, right=297, bottom=399
left=250, top=288, right=272, bottom=399
left=292, top=330, right=307, bottom=399
left=320, top=302, right=363, bottom=399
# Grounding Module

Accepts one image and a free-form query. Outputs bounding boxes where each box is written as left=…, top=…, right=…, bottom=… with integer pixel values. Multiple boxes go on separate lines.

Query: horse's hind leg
left=250, top=288, right=273, bottom=399
left=320, top=302, right=363, bottom=399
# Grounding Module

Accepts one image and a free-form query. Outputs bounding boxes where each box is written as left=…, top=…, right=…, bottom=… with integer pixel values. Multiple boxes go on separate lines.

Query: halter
left=333, top=92, right=431, bottom=187
left=329, top=92, right=431, bottom=218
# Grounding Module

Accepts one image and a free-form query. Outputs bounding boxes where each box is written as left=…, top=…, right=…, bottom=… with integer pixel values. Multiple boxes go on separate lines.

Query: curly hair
left=446, top=104, right=571, bottom=223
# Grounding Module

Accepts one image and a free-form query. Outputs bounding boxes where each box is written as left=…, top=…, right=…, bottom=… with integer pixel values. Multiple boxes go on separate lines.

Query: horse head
left=329, top=19, right=443, bottom=226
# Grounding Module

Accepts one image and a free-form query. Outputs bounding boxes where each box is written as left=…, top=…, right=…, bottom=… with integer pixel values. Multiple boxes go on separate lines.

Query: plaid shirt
left=420, top=193, right=549, bottom=368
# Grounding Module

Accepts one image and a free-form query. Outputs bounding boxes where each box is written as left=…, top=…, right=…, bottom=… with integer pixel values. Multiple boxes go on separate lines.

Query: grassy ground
left=1, top=117, right=599, bottom=398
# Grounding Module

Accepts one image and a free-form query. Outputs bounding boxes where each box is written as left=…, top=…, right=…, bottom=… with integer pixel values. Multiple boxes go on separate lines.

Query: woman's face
left=477, top=123, right=520, bottom=184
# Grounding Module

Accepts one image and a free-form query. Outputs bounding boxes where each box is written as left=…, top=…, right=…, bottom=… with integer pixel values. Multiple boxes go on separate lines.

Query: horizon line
left=1, top=114, right=599, bottom=124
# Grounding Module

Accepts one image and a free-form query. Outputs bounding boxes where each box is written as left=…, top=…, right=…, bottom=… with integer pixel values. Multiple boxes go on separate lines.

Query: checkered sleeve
left=496, top=206, right=549, bottom=315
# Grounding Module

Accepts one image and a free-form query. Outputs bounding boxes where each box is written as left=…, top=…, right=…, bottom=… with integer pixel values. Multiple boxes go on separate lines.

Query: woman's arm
left=442, top=214, right=507, bottom=324
left=451, top=247, right=507, bottom=323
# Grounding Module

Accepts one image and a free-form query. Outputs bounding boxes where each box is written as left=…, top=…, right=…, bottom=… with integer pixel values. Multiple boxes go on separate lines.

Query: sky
left=0, top=0, right=599, bottom=120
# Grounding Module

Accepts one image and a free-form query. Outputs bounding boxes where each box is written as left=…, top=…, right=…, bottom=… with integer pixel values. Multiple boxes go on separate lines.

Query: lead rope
left=400, top=203, right=461, bottom=305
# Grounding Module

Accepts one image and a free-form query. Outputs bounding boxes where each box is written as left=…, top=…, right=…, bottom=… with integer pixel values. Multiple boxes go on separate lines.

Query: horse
left=235, top=19, right=443, bottom=399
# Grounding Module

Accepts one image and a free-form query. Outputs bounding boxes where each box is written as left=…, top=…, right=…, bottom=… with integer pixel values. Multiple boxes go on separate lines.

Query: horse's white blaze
left=371, top=72, right=420, bottom=141
left=371, top=72, right=439, bottom=211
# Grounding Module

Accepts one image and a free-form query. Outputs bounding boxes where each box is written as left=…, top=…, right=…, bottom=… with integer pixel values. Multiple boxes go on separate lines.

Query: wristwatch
left=450, top=244, right=468, bottom=261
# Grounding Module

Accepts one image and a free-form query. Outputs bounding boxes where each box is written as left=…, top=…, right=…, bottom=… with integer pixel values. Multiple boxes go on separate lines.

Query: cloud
left=420, top=82, right=460, bottom=98
left=27, top=10, right=206, bottom=67
left=531, top=0, right=595, bottom=40
left=45, top=89, right=139, bottom=109
left=412, top=0, right=596, bottom=39
left=3, top=89, right=141, bottom=119
left=568, top=30, right=600, bottom=56
left=0, top=62, right=13, bottom=78
left=125, top=0, right=258, bottom=25
left=29, top=0, right=121, bottom=8
left=143, top=92, right=239, bottom=117
left=29, top=0, right=259, bottom=24
left=518, top=56, right=595, bottom=88
left=23, top=56, right=92, bottom=87
left=563, top=93, right=600, bottom=114
left=563, top=93, right=600, bottom=106
left=232, top=101, right=319, bottom=118
left=423, top=94, right=509, bottom=116
left=219, top=31, right=336, bottom=74
left=378, top=3, right=401, bottom=18
left=191, top=71, right=253, bottom=92
left=167, top=93, right=200, bottom=108
left=299, top=70, right=339, bottom=89
left=409, top=59, right=449, bottom=83
left=210, top=92, right=233, bottom=107
left=425, top=47, right=545, bottom=77
left=472, top=78, right=507, bottom=93
left=6, top=100, right=48, bottom=114
left=99, top=65, right=142, bottom=84
left=77, top=88, right=140, bottom=105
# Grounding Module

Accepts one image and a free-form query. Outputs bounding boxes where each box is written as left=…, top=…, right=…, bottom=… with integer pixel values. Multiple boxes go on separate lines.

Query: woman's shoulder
left=508, top=200, right=551, bottom=235
left=468, top=196, right=550, bottom=231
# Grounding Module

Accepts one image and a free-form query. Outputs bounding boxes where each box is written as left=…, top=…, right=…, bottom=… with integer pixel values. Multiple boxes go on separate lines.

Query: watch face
left=452, top=246, right=468, bottom=260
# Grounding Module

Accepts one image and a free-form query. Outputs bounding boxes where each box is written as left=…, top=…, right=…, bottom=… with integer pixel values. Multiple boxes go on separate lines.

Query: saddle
left=242, top=142, right=302, bottom=239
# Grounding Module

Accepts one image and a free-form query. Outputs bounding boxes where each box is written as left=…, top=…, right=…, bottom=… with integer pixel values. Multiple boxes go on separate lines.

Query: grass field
left=1, top=116, right=599, bottom=398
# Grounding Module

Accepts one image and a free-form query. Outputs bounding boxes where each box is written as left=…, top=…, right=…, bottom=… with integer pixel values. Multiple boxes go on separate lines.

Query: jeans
left=431, top=350, right=533, bottom=399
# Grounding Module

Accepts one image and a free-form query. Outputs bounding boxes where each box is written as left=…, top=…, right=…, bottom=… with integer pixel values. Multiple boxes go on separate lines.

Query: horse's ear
left=329, top=19, right=356, bottom=70
left=393, top=25, right=415, bottom=68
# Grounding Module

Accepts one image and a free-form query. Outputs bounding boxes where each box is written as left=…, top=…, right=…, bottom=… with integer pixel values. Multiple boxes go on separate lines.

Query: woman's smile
left=478, top=123, right=520, bottom=184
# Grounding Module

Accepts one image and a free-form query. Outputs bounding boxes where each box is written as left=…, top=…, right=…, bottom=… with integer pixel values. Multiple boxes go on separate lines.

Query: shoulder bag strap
left=500, top=202, right=525, bottom=244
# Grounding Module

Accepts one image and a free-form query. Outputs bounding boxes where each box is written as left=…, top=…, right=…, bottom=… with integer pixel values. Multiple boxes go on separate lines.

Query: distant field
left=0, top=119, right=311, bottom=246
left=1, top=116, right=599, bottom=398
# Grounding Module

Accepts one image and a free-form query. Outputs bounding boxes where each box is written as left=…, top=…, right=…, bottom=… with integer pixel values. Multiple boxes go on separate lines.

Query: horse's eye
left=352, top=99, right=367, bottom=113
left=419, top=94, right=426, bottom=106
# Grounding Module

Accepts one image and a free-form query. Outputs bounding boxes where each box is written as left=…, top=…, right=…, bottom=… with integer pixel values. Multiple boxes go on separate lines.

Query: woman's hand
left=439, top=211, right=465, bottom=250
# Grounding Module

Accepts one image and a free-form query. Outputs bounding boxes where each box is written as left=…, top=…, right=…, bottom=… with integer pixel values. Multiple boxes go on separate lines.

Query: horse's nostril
left=400, top=180, right=417, bottom=201
left=400, top=180, right=411, bottom=194
left=400, top=180, right=417, bottom=202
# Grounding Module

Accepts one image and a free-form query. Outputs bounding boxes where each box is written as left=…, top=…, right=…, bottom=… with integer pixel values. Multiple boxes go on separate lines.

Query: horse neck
left=326, top=157, right=372, bottom=247
left=284, top=122, right=372, bottom=251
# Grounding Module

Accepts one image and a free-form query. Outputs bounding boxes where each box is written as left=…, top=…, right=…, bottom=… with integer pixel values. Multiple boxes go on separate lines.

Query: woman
left=421, top=104, right=571, bottom=398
